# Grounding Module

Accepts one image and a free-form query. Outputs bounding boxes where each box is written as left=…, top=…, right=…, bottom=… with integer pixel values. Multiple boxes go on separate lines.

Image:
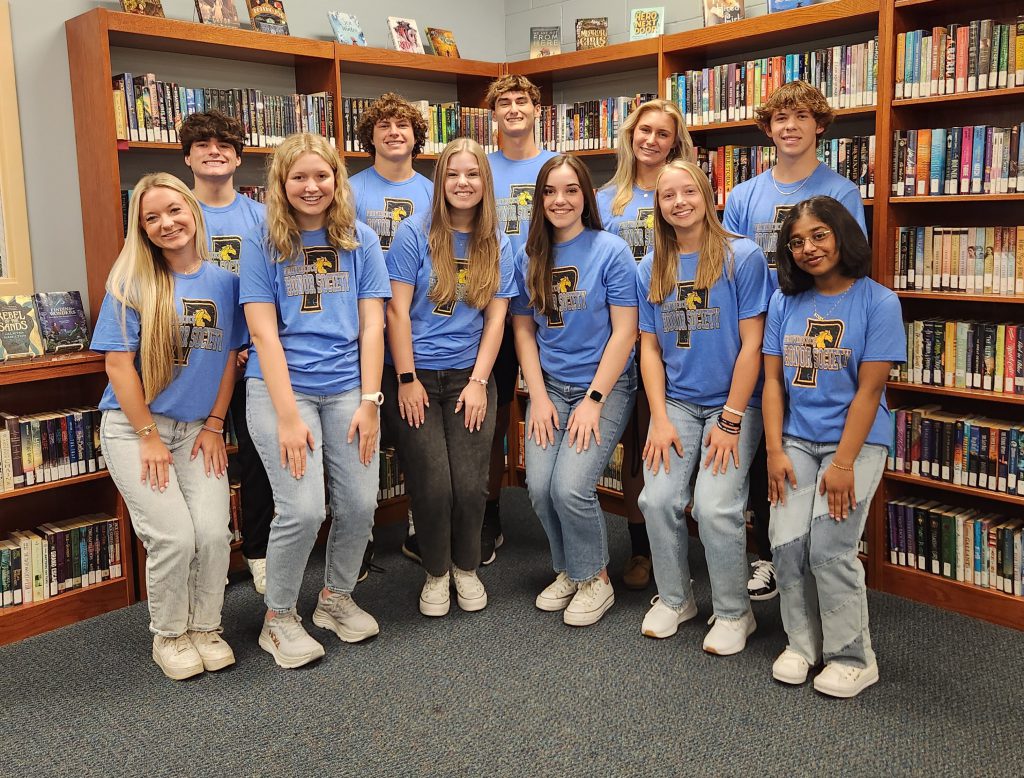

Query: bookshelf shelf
left=688, top=106, right=877, bottom=133
left=336, top=47, right=500, bottom=81
left=892, top=86, right=1024, bottom=109
left=0, top=351, right=105, bottom=386
left=880, top=563, right=1024, bottom=629
left=506, top=38, right=659, bottom=80
left=895, top=291, right=1024, bottom=304
left=0, top=575, right=133, bottom=647
left=884, top=471, right=1024, bottom=507
left=885, top=381, right=1024, bottom=405
left=122, top=140, right=276, bottom=155
left=0, top=470, right=111, bottom=502
left=891, top=194, right=1024, bottom=204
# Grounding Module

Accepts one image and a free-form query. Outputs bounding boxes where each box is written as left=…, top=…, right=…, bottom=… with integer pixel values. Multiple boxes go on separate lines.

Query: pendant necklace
left=812, top=279, right=856, bottom=320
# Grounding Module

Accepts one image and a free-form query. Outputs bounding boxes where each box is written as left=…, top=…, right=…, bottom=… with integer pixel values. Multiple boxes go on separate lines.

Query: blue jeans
left=769, top=437, right=886, bottom=668
left=524, top=369, right=636, bottom=582
left=246, top=379, right=379, bottom=613
left=639, top=400, right=763, bottom=619
left=101, top=410, right=231, bottom=637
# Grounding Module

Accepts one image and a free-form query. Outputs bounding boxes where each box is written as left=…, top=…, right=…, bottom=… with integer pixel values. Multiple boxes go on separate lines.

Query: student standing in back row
left=483, top=74, right=557, bottom=564
left=180, top=110, right=274, bottom=596
left=722, top=80, right=867, bottom=604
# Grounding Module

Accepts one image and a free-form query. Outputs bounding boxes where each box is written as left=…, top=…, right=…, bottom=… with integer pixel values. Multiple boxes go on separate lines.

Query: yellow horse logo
left=644, top=213, right=655, bottom=229
left=193, top=308, right=212, bottom=328
left=813, top=331, right=833, bottom=349
left=314, top=257, right=333, bottom=274
left=217, top=245, right=237, bottom=262
left=390, top=206, right=408, bottom=222
left=456, top=267, right=469, bottom=285
left=556, top=276, right=572, bottom=293
left=683, top=291, right=703, bottom=309
left=517, top=191, right=533, bottom=207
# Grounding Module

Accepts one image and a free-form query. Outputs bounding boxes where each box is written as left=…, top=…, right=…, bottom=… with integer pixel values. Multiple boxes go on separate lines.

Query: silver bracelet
left=468, top=377, right=488, bottom=386
left=202, top=425, right=225, bottom=434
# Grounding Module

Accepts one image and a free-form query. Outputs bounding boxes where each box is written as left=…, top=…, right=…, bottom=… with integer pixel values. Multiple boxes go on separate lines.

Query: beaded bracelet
left=717, top=416, right=741, bottom=435
left=722, top=404, right=745, bottom=418
left=830, top=460, right=854, bottom=472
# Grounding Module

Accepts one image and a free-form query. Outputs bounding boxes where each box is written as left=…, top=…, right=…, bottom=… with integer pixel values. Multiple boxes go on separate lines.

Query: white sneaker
left=259, top=611, right=325, bottom=669
left=152, top=634, right=204, bottom=680
left=246, top=557, right=267, bottom=595
left=747, top=559, right=777, bottom=601
left=535, top=572, right=578, bottom=612
left=641, top=595, right=697, bottom=639
left=702, top=610, right=756, bottom=655
left=451, top=567, right=487, bottom=612
left=563, top=576, right=614, bottom=627
left=187, top=630, right=235, bottom=672
left=312, top=592, right=380, bottom=642
left=813, top=661, right=879, bottom=698
left=419, top=572, right=451, bottom=617
left=772, top=648, right=811, bottom=685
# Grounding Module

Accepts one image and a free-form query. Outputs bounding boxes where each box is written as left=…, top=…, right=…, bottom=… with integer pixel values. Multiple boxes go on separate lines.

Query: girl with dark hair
left=763, top=195, right=904, bottom=698
left=512, top=154, right=638, bottom=627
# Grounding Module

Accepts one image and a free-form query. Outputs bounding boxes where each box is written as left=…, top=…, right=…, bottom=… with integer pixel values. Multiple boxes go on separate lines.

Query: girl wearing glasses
left=763, top=196, right=904, bottom=698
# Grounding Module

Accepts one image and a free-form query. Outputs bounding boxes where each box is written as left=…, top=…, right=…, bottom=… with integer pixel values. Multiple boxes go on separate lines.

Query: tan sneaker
left=246, top=557, right=267, bottom=595
left=563, top=576, right=614, bottom=626
left=187, top=630, right=236, bottom=672
left=813, top=661, right=879, bottom=698
left=641, top=595, right=697, bottom=638
left=152, top=634, right=204, bottom=680
left=312, top=592, right=380, bottom=642
left=535, top=572, right=578, bottom=612
left=451, top=567, right=487, bottom=612
left=258, top=611, right=325, bottom=669
left=702, top=611, right=756, bottom=655
left=419, top=572, right=451, bottom=617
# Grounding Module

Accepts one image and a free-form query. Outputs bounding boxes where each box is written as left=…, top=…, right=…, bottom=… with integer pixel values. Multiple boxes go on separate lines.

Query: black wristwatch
left=398, top=372, right=416, bottom=384
left=586, top=388, right=605, bottom=404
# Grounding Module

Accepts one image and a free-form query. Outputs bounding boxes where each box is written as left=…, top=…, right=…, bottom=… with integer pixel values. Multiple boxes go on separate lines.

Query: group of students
left=91, top=74, right=903, bottom=700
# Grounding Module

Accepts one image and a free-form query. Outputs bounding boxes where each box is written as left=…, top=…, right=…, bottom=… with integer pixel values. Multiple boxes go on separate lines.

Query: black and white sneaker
left=401, top=531, right=422, bottom=565
left=357, top=538, right=375, bottom=583
left=747, top=559, right=778, bottom=601
left=480, top=507, right=504, bottom=566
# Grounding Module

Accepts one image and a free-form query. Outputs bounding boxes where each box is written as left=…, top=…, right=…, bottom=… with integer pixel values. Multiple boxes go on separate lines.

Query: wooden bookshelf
left=886, top=382, right=1024, bottom=405
left=687, top=106, right=877, bottom=134
left=891, top=85, right=1024, bottom=109
left=884, top=471, right=1024, bottom=507
left=895, top=291, right=1024, bottom=304
left=881, top=563, right=1024, bottom=629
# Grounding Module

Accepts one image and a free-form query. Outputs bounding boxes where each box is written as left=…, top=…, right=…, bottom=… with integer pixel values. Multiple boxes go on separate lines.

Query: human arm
left=104, top=351, right=172, bottom=492
left=456, top=297, right=509, bottom=431
left=385, top=281, right=429, bottom=428
left=639, top=332, right=682, bottom=474
left=763, top=353, right=796, bottom=505
left=189, top=349, right=237, bottom=478
left=512, top=313, right=559, bottom=448
left=348, top=297, right=386, bottom=466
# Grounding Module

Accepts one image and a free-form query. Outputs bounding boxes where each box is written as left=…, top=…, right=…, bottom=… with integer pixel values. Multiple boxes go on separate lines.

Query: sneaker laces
left=750, top=560, right=775, bottom=586
left=172, top=634, right=193, bottom=654
left=271, top=612, right=306, bottom=640
left=423, top=574, right=448, bottom=595
left=829, top=663, right=863, bottom=681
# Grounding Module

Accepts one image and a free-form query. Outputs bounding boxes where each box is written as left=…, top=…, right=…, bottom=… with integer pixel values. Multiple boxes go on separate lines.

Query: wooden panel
left=336, top=45, right=499, bottom=81
left=880, top=563, right=1024, bottom=630
left=0, top=352, right=105, bottom=386
left=0, top=577, right=133, bottom=646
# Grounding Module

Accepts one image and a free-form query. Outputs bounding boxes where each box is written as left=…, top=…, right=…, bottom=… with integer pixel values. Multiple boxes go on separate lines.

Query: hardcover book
left=530, top=26, right=561, bottom=58
left=629, top=7, right=664, bottom=41
left=575, top=18, right=608, bottom=51
left=0, top=296, right=44, bottom=360
left=245, top=1, right=289, bottom=35
left=703, top=0, right=744, bottom=26
left=768, top=0, right=832, bottom=11
left=425, top=27, right=460, bottom=58
left=387, top=17, right=425, bottom=54
left=328, top=12, right=366, bottom=46
left=119, top=0, right=164, bottom=16
left=195, top=0, right=239, bottom=27
left=33, top=292, right=90, bottom=354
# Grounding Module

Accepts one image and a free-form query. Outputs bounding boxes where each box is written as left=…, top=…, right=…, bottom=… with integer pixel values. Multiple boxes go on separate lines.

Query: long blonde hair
left=106, top=173, right=208, bottom=402
left=427, top=138, right=501, bottom=309
left=649, top=160, right=736, bottom=304
left=266, top=133, right=358, bottom=261
left=603, top=100, right=695, bottom=217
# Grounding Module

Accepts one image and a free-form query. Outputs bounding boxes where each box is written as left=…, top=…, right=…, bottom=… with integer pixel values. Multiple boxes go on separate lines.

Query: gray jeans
left=101, top=410, right=231, bottom=637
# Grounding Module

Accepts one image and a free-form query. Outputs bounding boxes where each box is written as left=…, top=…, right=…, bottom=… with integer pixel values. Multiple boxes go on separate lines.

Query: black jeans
left=383, top=364, right=496, bottom=576
left=748, top=431, right=771, bottom=561
left=229, top=380, right=275, bottom=560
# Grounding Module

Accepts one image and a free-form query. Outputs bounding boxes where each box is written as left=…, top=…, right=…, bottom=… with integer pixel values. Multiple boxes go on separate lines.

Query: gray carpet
left=3, top=486, right=1022, bottom=777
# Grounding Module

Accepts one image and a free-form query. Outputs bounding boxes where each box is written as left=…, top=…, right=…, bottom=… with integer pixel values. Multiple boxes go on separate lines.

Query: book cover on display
left=387, top=17, right=426, bottom=54
left=0, top=296, right=44, bottom=360
left=328, top=12, right=366, bottom=45
left=33, top=292, right=90, bottom=354
left=119, top=1, right=164, bottom=16
left=575, top=18, right=608, bottom=51
left=246, top=1, right=289, bottom=35
left=530, top=26, right=561, bottom=58
left=703, top=0, right=745, bottom=26
left=425, top=27, right=460, bottom=58
left=195, top=0, right=240, bottom=27
left=629, top=7, right=664, bottom=41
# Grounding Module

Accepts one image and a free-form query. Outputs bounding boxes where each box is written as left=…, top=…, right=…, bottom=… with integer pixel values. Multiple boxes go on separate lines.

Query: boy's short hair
left=179, top=110, right=245, bottom=157
left=754, top=80, right=835, bottom=134
left=485, top=74, right=542, bottom=111
left=355, top=92, right=428, bottom=158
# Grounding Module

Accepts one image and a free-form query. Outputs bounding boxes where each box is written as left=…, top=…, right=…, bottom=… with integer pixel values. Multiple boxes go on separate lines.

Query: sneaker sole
left=748, top=588, right=779, bottom=601
left=419, top=598, right=450, bottom=617
left=563, top=593, right=615, bottom=627
left=456, top=591, right=487, bottom=612
left=401, top=545, right=423, bottom=564
left=772, top=664, right=809, bottom=685
left=258, top=632, right=325, bottom=669
left=535, top=593, right=575, bottom=612
left=494, top=534, right=504, bottom=550
left=813, top=664, right=879, bottom=698
left=311, top=609, right=379, bottom=643
left=253, top=581, right=266, bottom=595
left=152, top=647, right=204, bottom=681
left=480, top=550, right=496, bottom=566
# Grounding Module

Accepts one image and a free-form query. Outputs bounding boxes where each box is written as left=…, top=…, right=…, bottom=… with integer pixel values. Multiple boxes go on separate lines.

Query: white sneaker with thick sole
left=451, top=567, right=487, bottom=611
left=246, top=557, right=267, bottom=595
left=187, top=630, right=235, bottom=672
left=259, top=612, right=325, bottom=669
left=535, top=572, right=578, bottom=612
left=641, top=595, right=698, bottom=638
left=419, top=572, right=451, bottom=617
left=563, top=576, right=614, bottom=626
left=813, top=661, right=879, bottom=698
left=312, top=592, right=380, bottom=642
left=702, top=610, right=756, bottom=655
left=772, top=648, right=811, bottom=684
left=152, top=634, right=205, bottom=680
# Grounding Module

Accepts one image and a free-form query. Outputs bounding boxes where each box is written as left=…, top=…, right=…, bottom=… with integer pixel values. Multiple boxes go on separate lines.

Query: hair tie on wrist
left=207, top=414, right=225, bottom=422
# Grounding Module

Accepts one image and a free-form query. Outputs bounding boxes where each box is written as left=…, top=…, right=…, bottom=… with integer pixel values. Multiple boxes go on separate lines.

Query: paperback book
left=629, top=7, right=663, bottom=41
left=33, top=292, right=90, bottom=354
left=328, top=12, right=366, bottom=46
left=703, top=0, right=744, bottom=26
left=388, top=17, right=425, bottom=54
left=0, top=296, right=44, bottom=360
left=575, top=18, right=608, bottom=51
left=530, top=26, right=561, bottom=58
left=245, top=1, right=289, bottom=35
left=425, top=27, right=460, bottom=58
left=768, top=0, right=831, bottom=11
left=119, top=0, right=164, bottom=16
left=194, top=0, right=240, bottom=27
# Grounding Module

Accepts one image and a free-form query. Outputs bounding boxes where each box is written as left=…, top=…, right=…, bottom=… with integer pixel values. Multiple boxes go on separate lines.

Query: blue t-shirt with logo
left=597, top=184, right=657, bottom=262
left=239, top=222, right=391, bottom=396
left=385, top=213, right=517, bottom=370
left=199, top=193, right=266, bottom=276
left=489, top=149, right=557, bottom=254
left=722, top=163, right=866, bottom=286
left=92, top=263, right=247, bottom=422
left=762, top=278, right=905, bottom=447
left=637, top=237, right=773, bottom=407
left=511, top=229, right=638, bottom=386
left=349, top=167, right=434, bottom=253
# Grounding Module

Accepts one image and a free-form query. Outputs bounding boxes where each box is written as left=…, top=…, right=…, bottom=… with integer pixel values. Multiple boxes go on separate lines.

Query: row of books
left=895, top=17, right=1024, bottom=101
left=340, top=98, right=496, bottom=156
left=112, top=73, right=337, bottom=147
left=533, top=94, right=657, bottom=153
left=0, top=407, right=106, bottom=493
left=893, top=225, right=1024, bottom=295
left=600, top=443, right=625, bottom=493
left=891, top=124, right=1024, bottom=198
left=666, top=37, right=879, bottom=127
left=893, top=319, right=1024, bottom=394
left=885, top=499, right=1023, bottom=596
left=378, top=447, right=405, bottom=502
left=0, top=515, right=123, bottom=608
left=0, top=292, right=89, bottom=361
left=888, top=407, right=1024, bottom=497
left=228, top=482, right=242, bottom=544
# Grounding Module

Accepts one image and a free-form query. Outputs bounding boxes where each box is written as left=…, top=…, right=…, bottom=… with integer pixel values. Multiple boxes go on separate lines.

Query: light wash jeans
left=246, top=379, right=379, bottom=614
left=769, top=437, right=886, bottom=668
left=638, top=400, right=763, bottom=619
left=524, top=369, right=636, bottom=582
left=101, top=410, right=231, bottom=637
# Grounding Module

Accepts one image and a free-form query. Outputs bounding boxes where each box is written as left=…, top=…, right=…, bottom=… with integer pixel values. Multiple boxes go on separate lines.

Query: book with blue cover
left=33, top=291, right=90, bottom=354
left=328, top=11, right=366, bottom=46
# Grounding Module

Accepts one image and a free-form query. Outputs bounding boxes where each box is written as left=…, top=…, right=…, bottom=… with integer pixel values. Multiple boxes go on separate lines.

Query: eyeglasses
left=786, top=229, right=833, bottom=254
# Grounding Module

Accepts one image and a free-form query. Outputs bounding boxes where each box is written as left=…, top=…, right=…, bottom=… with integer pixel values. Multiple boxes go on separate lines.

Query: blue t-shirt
left=239, top=222, right=391, bottom=396
left=348, top=167, right=433, bottom=252
left=199, top=193, right=266, bottom=276
left=762, top=278, right=905, bottom=447
left=597, top=184, right=657, bottom=262
left=637, top=238, right=773, bottom=407
left=92, top=263, right=247, bottom=422
left=722, top=163, right=866, bottom=285
left=489, top=149, right=557, bottom=254
left=511, top=229, right=638, bottom=386
left=385, top=213, right=517, bottom=370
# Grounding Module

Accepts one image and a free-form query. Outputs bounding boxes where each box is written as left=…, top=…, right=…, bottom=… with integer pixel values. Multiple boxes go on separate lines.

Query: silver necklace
left=812, top=280, right=856, bottom=320
left=770, top=171, right=811, bottom=198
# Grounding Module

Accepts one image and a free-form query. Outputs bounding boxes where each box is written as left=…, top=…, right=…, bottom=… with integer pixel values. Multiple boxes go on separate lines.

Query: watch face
left=589, top=390, right=603, bottom=403
left=399, top=372, right=415, bottom=384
